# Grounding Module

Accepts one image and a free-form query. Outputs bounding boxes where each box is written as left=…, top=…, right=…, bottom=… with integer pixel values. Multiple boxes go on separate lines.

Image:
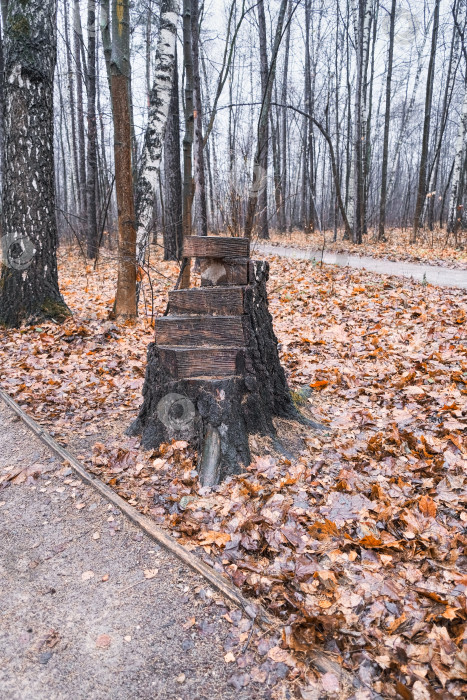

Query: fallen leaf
left=96, top=634, right=111, bottom=649
left=419, top=495, right=437, bottom=518
left=143, top=568, right=158, bottom=579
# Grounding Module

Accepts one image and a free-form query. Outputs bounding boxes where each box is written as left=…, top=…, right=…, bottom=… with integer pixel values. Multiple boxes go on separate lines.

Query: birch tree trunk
left=136, top=0, right=179, bottom=264
left=447, top=82, right=467, bottom=237
left=0, top=0, right=70, bottom=327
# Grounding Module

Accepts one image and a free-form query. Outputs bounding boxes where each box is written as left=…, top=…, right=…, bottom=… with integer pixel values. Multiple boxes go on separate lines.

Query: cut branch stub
left=129, top=237, right=298, bottom=486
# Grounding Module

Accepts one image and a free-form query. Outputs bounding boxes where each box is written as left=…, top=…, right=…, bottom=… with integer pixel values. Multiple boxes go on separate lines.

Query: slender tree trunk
left=110, top=0, right=137, bottom=317
left=74, top=0, right=87, bottom=228
left=192, top=0, right=208, bottom=236
left=351, top=0, right=371, bottom=244
left=378, top=0, right=396, bottom=241
left=270, top=110, right=281, bottom=228
left=164, top=46, right=183, bottom=261
left=425, top=21, right=458, bottom=231
left=0, top=10, right=4, bottom=202
left=387, top=16, right=432, bottom=203
left=279, top=1, right=291, bottom=233
left=412, top=0, right=440, bottom=243
left=0, top=0, right=70, bottom=327
left=256, top=0, right=269, bottom=239
left=180, top=0, right=194, bottom=288
left=64, top=0, right=80, bottom=216
left=447, top=81, right=467, bottom=236
left=244, top=0, right=288, bottom=239
left=135, top=0, right=179, bottom=265
left=100, top=0, right=111, bottom=87
left=86, top=0, right=98, bottom=259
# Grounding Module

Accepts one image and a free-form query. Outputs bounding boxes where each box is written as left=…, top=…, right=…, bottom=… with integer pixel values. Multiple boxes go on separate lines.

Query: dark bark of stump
left=129, top=260, right=299, bottom=483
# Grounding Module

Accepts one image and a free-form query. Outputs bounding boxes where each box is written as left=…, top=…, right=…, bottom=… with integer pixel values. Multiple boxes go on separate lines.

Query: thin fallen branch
left=0, top=388, right=358, bottom=688
left=0, top=387, right=273, bottom=627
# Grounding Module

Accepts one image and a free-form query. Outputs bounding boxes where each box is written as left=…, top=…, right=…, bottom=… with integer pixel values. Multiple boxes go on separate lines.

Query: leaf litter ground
left=266, top=227, right=467, bottom=270
left=1, top=245, right=466, bottom=699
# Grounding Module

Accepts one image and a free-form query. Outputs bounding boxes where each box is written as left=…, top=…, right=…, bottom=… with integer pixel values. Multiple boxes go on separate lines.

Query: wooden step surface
left=168, top=287, right=244, bottom=316
left=158, top=346, right=244, bottom=379
left=183, top=236, right=250, bottom=260
left=155, top=316, right=245, bottom=347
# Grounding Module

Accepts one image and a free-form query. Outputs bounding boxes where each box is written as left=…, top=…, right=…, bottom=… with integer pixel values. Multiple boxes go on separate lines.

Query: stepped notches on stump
left=129, top=236, right=299, bottom=486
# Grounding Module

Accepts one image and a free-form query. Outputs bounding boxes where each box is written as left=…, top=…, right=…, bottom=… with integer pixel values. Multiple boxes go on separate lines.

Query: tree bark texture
left=378, top=0, right=396, bottom=241
left=180, top=0, right=194, bottom=289
left=73, top=0, right=87, bottom=226
left=447, top=80, right=467, bottom=236
left=129, top=257, right=299, bottom=482
left=412, top=0, right=440, bottom=243
left=0, top=0, right=70, bottom=327
left=136, top=0, right=179, bottom=263
left=244, top=0, right=288, bottom=239
left=164, top=45, right=183, bottom=261
left=86, top=0, right=98, bottom=259
left=192, top=0, right=208, bottom=237
left=111, top=0, right=137, bottom=318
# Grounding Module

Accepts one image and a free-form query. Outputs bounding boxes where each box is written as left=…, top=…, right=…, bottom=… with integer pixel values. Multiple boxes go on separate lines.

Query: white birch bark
left=136, top=0, right=180, bottom=262
left=447, top=83, right=467, bottom=233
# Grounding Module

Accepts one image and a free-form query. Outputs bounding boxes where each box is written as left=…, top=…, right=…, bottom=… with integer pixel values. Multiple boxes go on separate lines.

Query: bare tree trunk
left=109, top=0, right=137, bottom=317
left=378, top=0, right=396, bottom=241
left=412, top=0, right=440, bottom=243
left=164, top=45, right=183, bottom=261
left=63, top=0, right=80, bottom=218
left=244, top=0, right=288, bottom=239
left=447, top=81, right=467, bottom=236
left=0, top=8, right=5, bottom=205
left=351, top=0, right=371, bottom=244
left=387, top=14, right=432, bottom=203
left=0, top=0, right=70, bottom=327
left=279, top=1, right=292, bottom=233
left=135, top=0, right=179, bottom=264
left=425, top=19, right=458, bottom=231
left=256, top=0, right=269, bottom=239
left=192, top=0, right=208, bottom=236
left=74, top=0, right=87, bottom=229
left=100, top=0, right=111, bottom=87
left=180, top=0, right=194, bottom=288
left=86, top=0, right=98, bottom=259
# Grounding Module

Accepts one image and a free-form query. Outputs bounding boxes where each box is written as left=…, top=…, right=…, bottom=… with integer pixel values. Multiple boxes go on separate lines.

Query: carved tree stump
left=129, top=236, right=301, bottom=485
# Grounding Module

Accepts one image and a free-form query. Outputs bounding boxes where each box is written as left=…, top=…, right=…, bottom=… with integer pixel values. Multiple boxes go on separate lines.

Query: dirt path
left=0, top=401, right=286, bottom=700
left=254, top=242, right=467, bottom=289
